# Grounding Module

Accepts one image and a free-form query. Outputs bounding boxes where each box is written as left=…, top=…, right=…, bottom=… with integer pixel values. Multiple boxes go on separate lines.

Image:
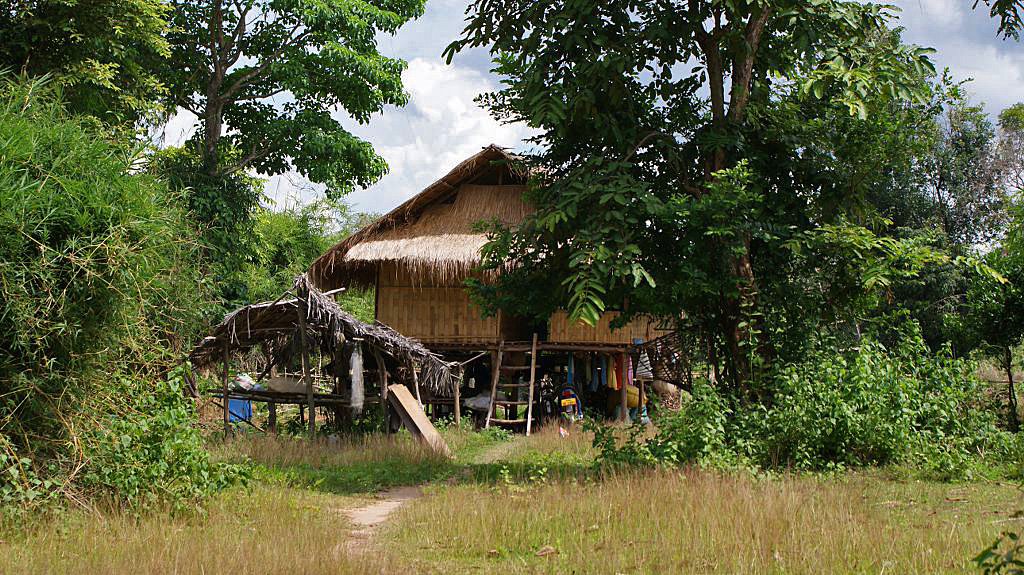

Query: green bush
left=80, top=367, right=248, bottom=509
left=0, top=77, right=239, bottom=514
left=595, top=325, right=1010, bottom=478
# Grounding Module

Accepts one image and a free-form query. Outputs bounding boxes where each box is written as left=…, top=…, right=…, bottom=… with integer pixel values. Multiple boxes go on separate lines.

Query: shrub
left=594, top=325, right=1008, bottom=478
left=0, top=77, right=239, bottom=514
left=80, top=367, right=248, bottom=509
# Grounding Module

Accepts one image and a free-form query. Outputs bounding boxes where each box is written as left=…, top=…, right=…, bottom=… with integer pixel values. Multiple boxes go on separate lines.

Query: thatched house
left=308, top=146, right=661, bottom=431
left=308, top=145, right=655, bottom=350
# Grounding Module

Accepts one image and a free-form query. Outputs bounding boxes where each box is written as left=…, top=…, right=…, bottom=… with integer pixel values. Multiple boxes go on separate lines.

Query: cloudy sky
left=160, top=0, right=1024, bottom=216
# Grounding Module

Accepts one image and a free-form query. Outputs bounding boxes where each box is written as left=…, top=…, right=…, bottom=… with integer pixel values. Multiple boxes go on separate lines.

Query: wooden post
left=268, top=353, right=278, bottom=434
left=297, top=308, right=315, bottom=438
left=373, top=350, right=390, bottom=432
left=412, top=361, right=423, bottom=407
left=485, top=344, right=503, bottom=429
left=619, top=353, right=628, bottom=423
left=222, top=342, right=230, bottom=435
left=526, top=333, right=538, bottom=436
left=454, top=372, right=461, bottom=425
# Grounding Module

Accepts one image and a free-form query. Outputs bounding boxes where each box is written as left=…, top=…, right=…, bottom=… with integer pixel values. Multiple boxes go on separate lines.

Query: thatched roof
left=189, top=275, right=460, bottom=395
left=309, top=145, right=531, bottom=289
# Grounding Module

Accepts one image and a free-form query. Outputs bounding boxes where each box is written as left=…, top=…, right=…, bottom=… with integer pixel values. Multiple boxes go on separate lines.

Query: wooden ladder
left=485, top=333, right=539, bottom=435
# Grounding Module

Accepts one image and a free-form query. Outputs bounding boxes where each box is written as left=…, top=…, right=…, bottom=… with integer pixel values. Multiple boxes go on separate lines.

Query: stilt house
left=308, top=146, right=662, bottom=432
left=308, top=145, right=655, bottom=349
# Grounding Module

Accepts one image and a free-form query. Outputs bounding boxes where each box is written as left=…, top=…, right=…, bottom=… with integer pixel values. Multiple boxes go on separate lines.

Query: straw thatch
left=190, top=275, right=461, bottom=395
left=309, top=145, right=531, bottom=289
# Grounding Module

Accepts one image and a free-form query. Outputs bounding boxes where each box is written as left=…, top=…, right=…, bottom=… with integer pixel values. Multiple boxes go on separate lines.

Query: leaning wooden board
left=386, top=384, right=452, bottom=458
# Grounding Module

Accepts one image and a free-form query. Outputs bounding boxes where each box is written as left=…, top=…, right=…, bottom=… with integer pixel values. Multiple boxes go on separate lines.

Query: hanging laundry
left=567, top=355, right=575, bottom=387
left=599, top=355, right=608, bottom=388
left=587, top=354, right=598, bottom=392
left=607, top=355, right=618, bottom=390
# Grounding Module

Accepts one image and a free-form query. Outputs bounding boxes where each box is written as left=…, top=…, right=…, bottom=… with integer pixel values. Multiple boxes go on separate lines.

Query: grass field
left=1, top=424, right=1020, bottom=574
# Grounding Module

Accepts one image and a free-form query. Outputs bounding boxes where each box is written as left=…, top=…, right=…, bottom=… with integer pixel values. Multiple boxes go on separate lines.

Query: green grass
left=385, top=469, right=1024, bottom=574
left=2, top=425, right=1021, bottom=574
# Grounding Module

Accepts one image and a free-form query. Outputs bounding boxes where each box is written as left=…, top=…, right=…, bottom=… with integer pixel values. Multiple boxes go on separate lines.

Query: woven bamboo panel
left=548, top=311, right=654, bottom=345
left=377, top=286, right=499, bottom=343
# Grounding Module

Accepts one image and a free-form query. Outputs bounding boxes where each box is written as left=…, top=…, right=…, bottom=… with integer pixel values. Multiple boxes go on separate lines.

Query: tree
left=970, top=0, right=1024, bottom=39
left=920, top=90, right=1004, bottom=247
left=447, top=1, right=936, bottom=386
left=159, top=0, right=423, bottom=191
left=0, top=0, right=169, bottom=125
left=997, top=103, right=1024, bottom=195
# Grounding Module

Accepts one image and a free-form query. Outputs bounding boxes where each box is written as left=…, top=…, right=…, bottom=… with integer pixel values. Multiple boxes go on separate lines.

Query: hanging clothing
left=567, top=355, right=575, bottom=387
left=625, top=355, right=634, bottom=388
left=587, top=355, right=598, bottom=392
left=350, top=343, right=364, bottom=415
left=607, top=355, right=618, bottom=390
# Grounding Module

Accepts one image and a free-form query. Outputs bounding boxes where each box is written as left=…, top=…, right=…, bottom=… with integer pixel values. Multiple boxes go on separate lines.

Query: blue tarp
left=228, top=398, right=252, bottom=422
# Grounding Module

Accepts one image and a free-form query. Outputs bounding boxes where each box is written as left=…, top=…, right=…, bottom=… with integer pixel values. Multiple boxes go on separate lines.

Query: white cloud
left=897, top=0, right=963, bottom=28
left=341, top=57, right=535, bottom=215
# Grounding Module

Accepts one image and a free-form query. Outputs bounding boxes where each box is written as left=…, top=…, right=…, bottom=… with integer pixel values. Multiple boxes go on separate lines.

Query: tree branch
left=727, top=4, right=773, bottom=122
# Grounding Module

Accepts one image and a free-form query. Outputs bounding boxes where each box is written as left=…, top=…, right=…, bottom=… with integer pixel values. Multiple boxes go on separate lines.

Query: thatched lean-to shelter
left=190, top=275, right=460, bottom=437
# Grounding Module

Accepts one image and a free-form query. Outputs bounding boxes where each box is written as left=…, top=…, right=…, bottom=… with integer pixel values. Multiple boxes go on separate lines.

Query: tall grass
left=386, top=469, right=1022, bottom=574
left=0, top=486, right=392, bottom=574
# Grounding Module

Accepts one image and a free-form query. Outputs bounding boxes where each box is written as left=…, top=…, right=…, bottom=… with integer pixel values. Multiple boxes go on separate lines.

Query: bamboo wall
left=376, top=262, right=500, bottom=344
left=548, top=311, right=655, bottom=345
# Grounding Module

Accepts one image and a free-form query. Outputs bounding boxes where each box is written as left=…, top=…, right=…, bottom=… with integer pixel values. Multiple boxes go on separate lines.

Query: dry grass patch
left=384, top=469, right=1022, bottom=574
left=0, top=485, right=393, bottom=575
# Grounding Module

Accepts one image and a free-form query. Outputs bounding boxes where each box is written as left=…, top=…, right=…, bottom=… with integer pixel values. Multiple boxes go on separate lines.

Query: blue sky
left=160, top=0, right=1024, bottom=216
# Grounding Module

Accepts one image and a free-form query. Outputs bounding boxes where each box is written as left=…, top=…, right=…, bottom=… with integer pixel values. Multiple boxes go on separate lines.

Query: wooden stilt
left=268, top=352, right=278, bottom=434
left=373, top=350, right=390, bottom=432
left=412, top=361, right=423, bottom=408
left=454, top=372, right=461, bottom=425
left=526, top=333, right=538, bottom=436
left=619, top=353, right=628, bottom=423
left=222, top=342, right=230, bottom=436
left=297, top=307, right=315, bottom=438
left=485, top=343, right=504, bottom=429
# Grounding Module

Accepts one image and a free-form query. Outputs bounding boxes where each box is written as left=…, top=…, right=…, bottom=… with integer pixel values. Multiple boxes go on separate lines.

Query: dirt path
left=341, top=437, right=525, bottom=552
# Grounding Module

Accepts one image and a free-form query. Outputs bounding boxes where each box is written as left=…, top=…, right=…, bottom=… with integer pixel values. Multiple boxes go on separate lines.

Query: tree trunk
left=1005, top=347, right=1020, bottom=432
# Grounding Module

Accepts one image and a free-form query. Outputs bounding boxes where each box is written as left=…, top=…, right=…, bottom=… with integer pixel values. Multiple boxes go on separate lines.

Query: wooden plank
left=526, top=333, right=538, bottom=436
left=387, top=384, right=452, bottom=458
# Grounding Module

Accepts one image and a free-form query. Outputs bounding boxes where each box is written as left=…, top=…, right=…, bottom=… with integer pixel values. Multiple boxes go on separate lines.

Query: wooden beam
left=526, top=333, right=538, bottom=436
